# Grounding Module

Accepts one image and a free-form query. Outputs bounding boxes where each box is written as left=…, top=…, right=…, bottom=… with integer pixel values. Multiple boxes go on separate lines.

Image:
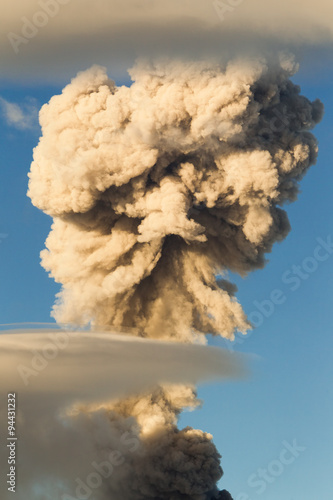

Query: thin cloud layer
left=0, top=329, right=248, bottom=398
left=2, top=0, right=333, bottom=81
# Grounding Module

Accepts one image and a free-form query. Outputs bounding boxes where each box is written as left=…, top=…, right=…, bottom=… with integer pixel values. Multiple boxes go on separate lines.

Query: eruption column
left=27, top=54, right=323, bottom=499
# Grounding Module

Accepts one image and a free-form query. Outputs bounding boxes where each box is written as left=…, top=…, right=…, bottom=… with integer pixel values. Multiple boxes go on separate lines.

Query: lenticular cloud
left=26, top=54, right=323, bottom=499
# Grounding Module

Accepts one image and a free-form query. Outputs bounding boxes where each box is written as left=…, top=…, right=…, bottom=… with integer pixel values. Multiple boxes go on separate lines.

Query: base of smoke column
left=216, top=490, right=234, bottom=500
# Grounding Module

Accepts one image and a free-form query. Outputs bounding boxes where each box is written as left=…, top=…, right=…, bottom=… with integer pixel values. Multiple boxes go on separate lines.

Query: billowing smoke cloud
left=28, top=55, right=322, bottom=342
left=25, top=54, right=323, bottom=499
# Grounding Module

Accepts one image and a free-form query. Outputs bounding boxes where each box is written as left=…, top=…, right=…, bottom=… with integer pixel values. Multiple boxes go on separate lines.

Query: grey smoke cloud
left=24, top=54, right=323, bottom=499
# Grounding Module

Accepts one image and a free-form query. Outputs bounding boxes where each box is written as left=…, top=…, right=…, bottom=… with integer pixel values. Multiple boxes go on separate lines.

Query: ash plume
left=29, top=55, right=322, bottom=342
left=25, top=54, right=323, bottom=499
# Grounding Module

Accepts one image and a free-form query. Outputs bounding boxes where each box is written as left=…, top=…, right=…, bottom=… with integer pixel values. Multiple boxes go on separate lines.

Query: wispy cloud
left=0, top=96, right=38, bottom=130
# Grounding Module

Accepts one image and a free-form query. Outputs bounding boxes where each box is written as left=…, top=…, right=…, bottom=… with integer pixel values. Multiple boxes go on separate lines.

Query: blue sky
left=0, top=61, right=332, bottom=500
